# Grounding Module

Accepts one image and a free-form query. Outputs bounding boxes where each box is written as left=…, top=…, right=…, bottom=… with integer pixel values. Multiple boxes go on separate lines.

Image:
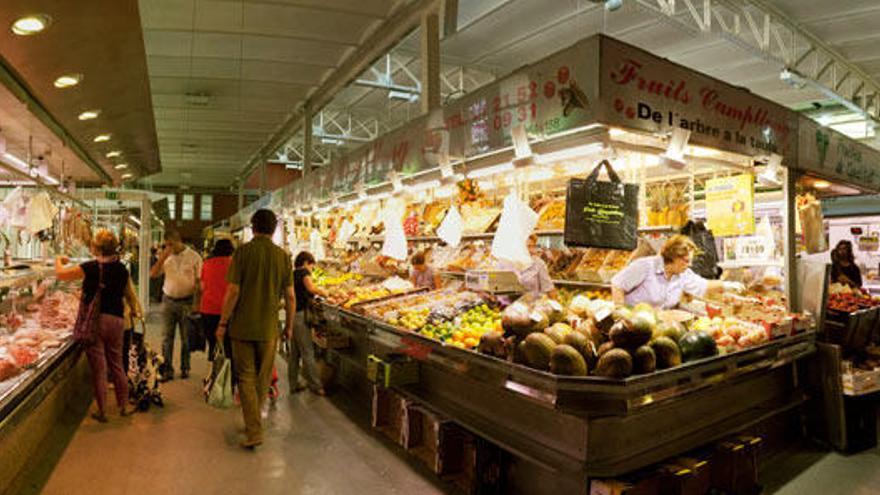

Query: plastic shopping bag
left=437, top=205, right=463, bottom=248
left=381, top=197, right=408, bottom=261
left=206, top=345, right=233, bottom=409
left=491, top=192, right=538, bottom=266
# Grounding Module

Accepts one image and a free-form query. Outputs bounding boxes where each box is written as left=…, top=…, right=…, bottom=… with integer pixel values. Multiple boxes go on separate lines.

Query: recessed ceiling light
left=114, top=163, right=128, bottom=170
left=813, top=180, right=831, bottom=189
left=121, top=173, right=133, bottom=180
left=93, top=134, right=111, bottom=143
left=11, top=15, right=51, bottom=36
left=78, top=110, right=100, bottom=121
left=54, top=74, right=83, bottom=89
left=106, top=150, right=121, bottom=158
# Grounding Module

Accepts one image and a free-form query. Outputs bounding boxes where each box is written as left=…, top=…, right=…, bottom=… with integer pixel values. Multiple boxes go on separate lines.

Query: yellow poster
left=705, top=174, right=755, bottom=236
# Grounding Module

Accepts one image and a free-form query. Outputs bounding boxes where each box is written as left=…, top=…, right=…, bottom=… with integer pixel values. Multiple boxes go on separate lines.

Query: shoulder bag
left=72, top=263, right=104, bottom=346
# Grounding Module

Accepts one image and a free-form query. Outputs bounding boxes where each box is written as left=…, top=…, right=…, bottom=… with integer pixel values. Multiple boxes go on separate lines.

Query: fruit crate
left=371, top=386, right=408, bottom=446
left=311, top=328, right=350, bottom=350
left=403, top=403, right=469, bottom=475
left=451, top=434, right=507, bottom=495
left=465, top=270, right=524, bottom=294
left=367, top=354, right=420, bottom=388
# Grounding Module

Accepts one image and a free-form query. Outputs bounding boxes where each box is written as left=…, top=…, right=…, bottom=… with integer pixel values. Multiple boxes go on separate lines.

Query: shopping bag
left=799, top=197, right=827, bottom=254
left=186, top=312, right=206, bottom=353
left=491, top=192, right=538, bottom=266
left=381, top=197, right=408, bottom=261
left=437, top=205, right=463, bottom=248
left=564, top=159, right=639, bottom=250
left=680, top=220, right=720, bottom=279
left=206, top=345, right=233, bottom=409
left=72, top=263, right=104, bottom=346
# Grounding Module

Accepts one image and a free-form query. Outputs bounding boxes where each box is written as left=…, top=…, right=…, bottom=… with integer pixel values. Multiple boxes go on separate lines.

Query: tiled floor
left=29, top=320, right=446, bottom=495
left=18, top=317, right=880, bottom=495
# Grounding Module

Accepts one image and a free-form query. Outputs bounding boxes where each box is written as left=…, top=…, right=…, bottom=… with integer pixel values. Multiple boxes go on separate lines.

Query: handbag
left=205, top=343, right=233, bottom=408
left=72, top=263, right=104, bottom=345
left=564, top=159, right=639, bottom=250
left=681, top=220, right=721, bottom=279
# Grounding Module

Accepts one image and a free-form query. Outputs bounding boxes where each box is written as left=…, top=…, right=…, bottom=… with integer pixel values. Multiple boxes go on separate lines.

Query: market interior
left=3, top=1, right=880, bottom=495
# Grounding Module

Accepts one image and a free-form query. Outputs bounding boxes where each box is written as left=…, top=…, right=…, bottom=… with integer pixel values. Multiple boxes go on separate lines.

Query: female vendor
left=611, top=235, right=743, bottom=309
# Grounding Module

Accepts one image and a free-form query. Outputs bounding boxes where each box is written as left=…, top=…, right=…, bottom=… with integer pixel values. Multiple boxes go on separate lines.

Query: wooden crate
left=371, top=386, right=408, bottom=446
left=452, top=435, right=507, bottom=495
left=403, top=404, right=468, bottom=476
left=711, top=436, right=762, bottom=495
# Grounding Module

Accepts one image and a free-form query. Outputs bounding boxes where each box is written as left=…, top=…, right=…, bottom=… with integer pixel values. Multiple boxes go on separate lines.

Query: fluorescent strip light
left=128, top=215, right=141, bottom=226
left=114, top=163, right=128, bottom=170
left=536, top=143, right=606, bottom=164
left=78, top=110, right=100, bottom=120
left=1, top=152, right=59, bottom=185
left=93, top=134, right=111, bottom=143
left=106, top=150, right=121, bottom=158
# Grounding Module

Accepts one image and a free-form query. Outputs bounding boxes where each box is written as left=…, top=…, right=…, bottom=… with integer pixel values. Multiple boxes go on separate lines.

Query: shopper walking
left=150, top=230, right=202, bottom=381
left=200, top=239, right=234, bottom=364
left=216, top=209, right=295, bottom=449
left=289, top=251, right=326, bottom=395
left=56, top=230, right=136, bottom=422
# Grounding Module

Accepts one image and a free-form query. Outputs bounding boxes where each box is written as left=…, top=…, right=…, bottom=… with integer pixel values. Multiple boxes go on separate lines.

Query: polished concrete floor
left=16, top=317, right=880, bottom=495
left=27, top=319, right=447, bottom=495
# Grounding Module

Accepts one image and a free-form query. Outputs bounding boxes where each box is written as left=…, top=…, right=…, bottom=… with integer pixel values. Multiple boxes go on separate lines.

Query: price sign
left=734, top=236, right=772, bottom=263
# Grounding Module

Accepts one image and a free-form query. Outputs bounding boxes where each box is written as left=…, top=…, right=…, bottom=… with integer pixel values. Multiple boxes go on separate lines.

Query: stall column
left=783, top=165, right=799, bottom=309
left=139, top=195, right=151, bottom=311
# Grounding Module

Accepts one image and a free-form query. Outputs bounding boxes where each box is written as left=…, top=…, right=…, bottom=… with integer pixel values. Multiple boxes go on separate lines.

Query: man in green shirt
left=216, top=209, right=294, bottom=449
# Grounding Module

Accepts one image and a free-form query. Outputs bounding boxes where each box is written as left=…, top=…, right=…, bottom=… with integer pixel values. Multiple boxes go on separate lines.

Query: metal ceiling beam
left=633, top=0, right=880, bottom=120
left=237, top=0, right=442, bottom=183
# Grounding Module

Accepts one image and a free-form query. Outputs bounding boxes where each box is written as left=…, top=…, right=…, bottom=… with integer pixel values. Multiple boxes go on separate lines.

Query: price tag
left=734, top=236, right=772, bottom=262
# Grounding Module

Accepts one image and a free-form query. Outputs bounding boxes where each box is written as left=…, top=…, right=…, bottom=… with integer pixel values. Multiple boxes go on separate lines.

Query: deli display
left=218, top=33, right=880, bottom=493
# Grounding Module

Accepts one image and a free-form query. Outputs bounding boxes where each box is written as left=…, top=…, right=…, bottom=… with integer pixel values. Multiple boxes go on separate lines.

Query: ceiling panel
left=140, top=0, right=401, bottom=187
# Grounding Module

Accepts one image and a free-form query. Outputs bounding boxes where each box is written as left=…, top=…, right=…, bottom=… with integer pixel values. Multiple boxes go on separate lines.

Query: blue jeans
left=161, top=295, right=192, bottom=375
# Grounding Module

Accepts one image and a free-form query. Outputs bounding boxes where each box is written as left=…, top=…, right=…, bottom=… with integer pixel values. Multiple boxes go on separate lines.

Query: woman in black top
left=287, top=251, right=327, bottom=396
left=56, top=230, right=138, bottom=422
left=831, top=240, right=863, bottom=289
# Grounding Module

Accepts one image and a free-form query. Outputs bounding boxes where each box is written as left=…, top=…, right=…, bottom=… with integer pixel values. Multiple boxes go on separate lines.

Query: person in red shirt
left=201, top=239, right=234, bottom=363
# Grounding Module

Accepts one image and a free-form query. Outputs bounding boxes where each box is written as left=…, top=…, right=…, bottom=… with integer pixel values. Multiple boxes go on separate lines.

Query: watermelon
left=678, top=330, right=718, bottom=362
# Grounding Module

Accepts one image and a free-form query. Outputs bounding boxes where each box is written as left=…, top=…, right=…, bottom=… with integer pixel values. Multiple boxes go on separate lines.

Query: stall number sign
left=859, top=235, right=879, bottom=252
left=734, top=236, right=772, bottom=263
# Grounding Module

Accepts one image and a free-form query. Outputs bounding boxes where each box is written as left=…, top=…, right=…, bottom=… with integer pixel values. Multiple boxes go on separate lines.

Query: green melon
left=650, top=337, right=682, bottom=369
left=595, top=348, right=633, bottom=378
left=633, top=345, right=657, bottom=374
left=550, top=344, right=588, bottom=376
left=521, top=333, right=556, bottom=371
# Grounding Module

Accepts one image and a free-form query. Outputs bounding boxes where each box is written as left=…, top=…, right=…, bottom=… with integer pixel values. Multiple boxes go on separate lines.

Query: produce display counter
left=320, top=300, right=815, bottom=487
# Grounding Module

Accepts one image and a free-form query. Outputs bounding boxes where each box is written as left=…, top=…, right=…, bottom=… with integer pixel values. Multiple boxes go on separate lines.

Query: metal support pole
left=420, top=10, right=441, bottom=114
left=139, top=195, right=151, bottom=312
left=303, top=103, right=313, bottom=177
left=783, top=166, right=798, bottom=311
left=237, top=181, right=244, bottom=211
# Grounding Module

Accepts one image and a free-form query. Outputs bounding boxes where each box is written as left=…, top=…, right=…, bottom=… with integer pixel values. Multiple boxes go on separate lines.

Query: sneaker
left=91, top=412, right=108, bottom=423
left=159, top=373, right=174, bottom=383
left=180, top=370, right=190, bottom=379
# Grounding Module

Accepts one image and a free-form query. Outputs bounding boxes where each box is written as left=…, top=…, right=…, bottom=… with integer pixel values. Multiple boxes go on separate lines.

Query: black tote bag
left=680, top=220, right=721, bottom=279
left=564, top=159, right=639, bottom=250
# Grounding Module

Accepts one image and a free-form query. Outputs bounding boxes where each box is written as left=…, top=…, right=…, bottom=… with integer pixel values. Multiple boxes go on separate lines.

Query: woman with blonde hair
left=56, top=229, right=138, bottom=422
left=611, top=234, right=743, bottom=309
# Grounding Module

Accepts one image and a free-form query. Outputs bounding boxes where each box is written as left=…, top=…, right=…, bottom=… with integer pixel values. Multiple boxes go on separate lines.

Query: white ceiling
left=139, top=0, right=880, bottom=190
left=138, top=0, right=408, bottom=188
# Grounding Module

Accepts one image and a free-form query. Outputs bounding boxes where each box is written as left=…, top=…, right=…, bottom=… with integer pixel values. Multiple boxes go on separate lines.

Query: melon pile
left=491, top=297, right=719, bottom=379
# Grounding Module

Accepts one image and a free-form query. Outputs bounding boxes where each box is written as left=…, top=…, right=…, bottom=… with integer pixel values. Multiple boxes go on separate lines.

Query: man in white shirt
left=150, top=230, right=202, bottom=381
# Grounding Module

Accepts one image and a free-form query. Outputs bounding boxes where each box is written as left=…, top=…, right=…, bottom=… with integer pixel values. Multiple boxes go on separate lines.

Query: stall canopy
left=278, top=34, right=880, bottom=209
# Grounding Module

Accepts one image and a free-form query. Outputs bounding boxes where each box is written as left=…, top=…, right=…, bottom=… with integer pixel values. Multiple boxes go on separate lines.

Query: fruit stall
left=257, top=34, right=880, bottom=492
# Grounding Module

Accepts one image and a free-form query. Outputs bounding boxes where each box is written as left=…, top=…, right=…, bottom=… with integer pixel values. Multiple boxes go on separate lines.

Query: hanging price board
left=705, top=174, right=755, bottom=237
